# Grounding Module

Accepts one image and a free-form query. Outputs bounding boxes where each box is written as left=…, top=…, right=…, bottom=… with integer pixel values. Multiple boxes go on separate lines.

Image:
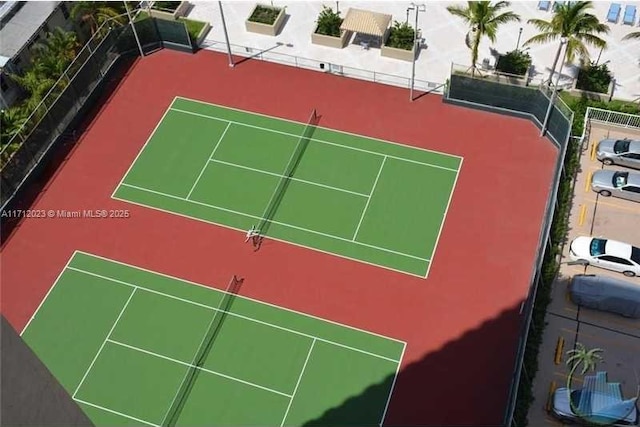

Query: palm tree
left=565, top=343, right=603, bottom=415
left=623, top=31, right=640, bottom=41
left=8, top=69, right=55, bottom=110
left=446, top=1, right=521, bottom=75
left=70, top=1, right=124, bottom=35
left=31, top=28, right=79, bottom=80
left=0, top=107, right=28, bottom=146
left=524, top=1, right=609, bottom=84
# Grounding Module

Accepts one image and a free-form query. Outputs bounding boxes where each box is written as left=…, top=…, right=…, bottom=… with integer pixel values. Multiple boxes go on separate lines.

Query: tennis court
left=112, top=97, right=462, bottom=277
left=21, top=251, right=405, bottom=426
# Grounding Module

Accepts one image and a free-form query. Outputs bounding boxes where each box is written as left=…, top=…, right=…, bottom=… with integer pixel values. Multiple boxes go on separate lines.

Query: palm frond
left=623, top=31, right=640, bottom=41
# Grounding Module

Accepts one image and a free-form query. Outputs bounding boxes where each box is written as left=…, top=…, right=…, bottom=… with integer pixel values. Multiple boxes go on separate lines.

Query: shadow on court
left=302, top=303, right=523, bottom=427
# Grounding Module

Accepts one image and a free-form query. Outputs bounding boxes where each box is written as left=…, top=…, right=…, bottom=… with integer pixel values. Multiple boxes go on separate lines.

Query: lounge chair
left=538, top=1, right=551, bottom=11
left=607, top=3, right=621, bottom=23
left=623, top=4, right=637, bottom=25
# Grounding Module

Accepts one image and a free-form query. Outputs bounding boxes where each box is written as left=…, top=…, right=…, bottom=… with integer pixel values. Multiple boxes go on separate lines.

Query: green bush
left=385, top=21, right=415, bottom=51
left=576, top=62, right=613, bottom=94
left=315, top=6, right=342, bottom=37
left=496, top=50, right=532, bottom=76
left=248, top=5, right=281, bottom=25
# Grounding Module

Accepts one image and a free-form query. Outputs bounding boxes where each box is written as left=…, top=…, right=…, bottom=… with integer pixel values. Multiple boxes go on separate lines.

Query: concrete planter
left=149, top=1, right=190, bottom=19
left=193, top=21, right=211, bottom=46
left=311, top=25, right=350, bottom=48
left=245, top=4, right=286, bottom=36
left=570, top=78, right=615, bottom=102
left=381, top=44, right=416, bottom=61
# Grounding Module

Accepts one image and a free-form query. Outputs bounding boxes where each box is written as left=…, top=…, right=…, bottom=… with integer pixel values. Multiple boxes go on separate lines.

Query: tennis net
left=161, top=275, right=244, bottom=427
left=255, top=109, right=319, bottom=237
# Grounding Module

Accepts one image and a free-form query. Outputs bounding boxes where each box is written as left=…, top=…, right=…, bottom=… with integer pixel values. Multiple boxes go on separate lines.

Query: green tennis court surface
left=22, top=251, right=405, bottom=427
left=112, top=97, right=462, bottom=277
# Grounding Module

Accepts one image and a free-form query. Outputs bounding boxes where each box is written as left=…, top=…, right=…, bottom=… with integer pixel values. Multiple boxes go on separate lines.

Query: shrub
left=315, top=6, right=342, bottom=37
left=576, top=62, right=613, bottom=94
left=496, top=49, right=532, bottom=76
left=248, top=5, right=281, bottom=25
left=385, top=21, right=415, bottom=51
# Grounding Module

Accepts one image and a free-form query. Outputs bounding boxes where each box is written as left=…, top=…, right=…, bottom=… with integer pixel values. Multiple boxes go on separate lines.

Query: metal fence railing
left=201, top=39, right=446, bottom=94
left=443, top=62, right=574, bottom=427
left=578, top=106, right=640, bottom=143
left=0, top=14, right=192, bottom=214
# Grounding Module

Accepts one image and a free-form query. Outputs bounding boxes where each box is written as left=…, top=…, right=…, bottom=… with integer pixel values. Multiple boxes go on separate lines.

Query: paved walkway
left=188, top=1, right=640, bottom=101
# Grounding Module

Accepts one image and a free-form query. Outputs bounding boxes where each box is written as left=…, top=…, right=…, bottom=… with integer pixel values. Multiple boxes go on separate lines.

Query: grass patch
left=248, top=5, right=281, bottom=25
left=178, top=17, right=207, bottom=42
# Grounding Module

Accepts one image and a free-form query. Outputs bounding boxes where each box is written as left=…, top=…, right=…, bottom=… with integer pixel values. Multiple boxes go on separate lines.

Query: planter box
left=245, top=4, right=286, bottom=36
left=381, top=44, right=416, bottom=62
left=570, top=78, right=615, bottom=102
left=193, top=21, right=211, bottom=46
left=149, top=1, right=190, bottom=19
left=311, top=26, right=351, bottom=48
left=492, top=68, right=531, bottom=87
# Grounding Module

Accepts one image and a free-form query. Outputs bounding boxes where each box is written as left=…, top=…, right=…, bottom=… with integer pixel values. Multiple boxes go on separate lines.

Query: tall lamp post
left=516, top=27, right=523, bottom=51
left=124, top=1, right=144, bottom=57
left=409, top=2, right=426, bottom=102
left=218, top=1, right=234, bottom=67
left=541, top=37, right=567, bottom=137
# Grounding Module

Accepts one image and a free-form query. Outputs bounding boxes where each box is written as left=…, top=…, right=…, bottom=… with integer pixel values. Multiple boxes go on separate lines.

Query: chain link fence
left=0, top=16, right=192, bottom=217
left=443, top=63, right=574, bottom=427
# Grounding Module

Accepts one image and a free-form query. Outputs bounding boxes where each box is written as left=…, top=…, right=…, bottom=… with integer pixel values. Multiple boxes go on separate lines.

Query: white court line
left=423, top=157, right=464, bottom=279
left=108, top=339, right=292, bottom=398
left=174, top=96, right=464, bottom=161
left=74, top=397, right=159, bottom=427
left=74, top=250, right=410, bottom=342
left=111, top=194, right=427, bottom=278
left=72, top=288, right=137, bottom=399
left=110, top=97, right=177, bottom=200
left=169, top=107, right=460, bottom=173
left=380, top=342, right=407, bottom=426
left=67, top=267, right=401, bottom=364
left=281, top=338, right=316, bottom=427
left=186, top=122, right=232, bottom=199
left=119, top=182, right=429, bottom=263
left=208, top=158, right=369, bottom=198
left=20, top=253, right=76, bottom=335
left=352, top=156, right=387, bottom=241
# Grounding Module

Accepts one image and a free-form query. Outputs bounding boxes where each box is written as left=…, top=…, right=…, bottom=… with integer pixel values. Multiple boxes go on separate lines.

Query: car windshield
left=570, top=390, right=582, bottom=410
left=632, top=246, right=640, bottom=265
left=590, top=238, right=607, bottom=256
left=613, top=172, right=628, bottom=188
left=613, top=139, right=631, bottom=154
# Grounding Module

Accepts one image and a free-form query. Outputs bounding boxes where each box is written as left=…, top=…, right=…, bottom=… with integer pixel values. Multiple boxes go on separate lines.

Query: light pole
left=595, top=45, right=605, bottom=65
left=516, top=27, right=523, bottom=51
left=218, top=1, right=234, bottom=67
left=409, top=3, right=426, bottom=102
left=124, top=1, right=144, bottom=57
left=541, top=37, right=567, bottom=137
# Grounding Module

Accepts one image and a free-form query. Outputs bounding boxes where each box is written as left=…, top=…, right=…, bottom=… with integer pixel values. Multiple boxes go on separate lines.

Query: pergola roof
left=339, top=8, right=392, bottom=37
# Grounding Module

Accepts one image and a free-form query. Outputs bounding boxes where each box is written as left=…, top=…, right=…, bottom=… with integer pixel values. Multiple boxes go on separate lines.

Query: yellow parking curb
left=547, top=381, right=558, bottom=412
left=578, top=204, right=586, bottom=227
left=554, top=337, right=564, bottom=365
left=585, top=171, right=592, bottom=192
left=590, top=142, right=597, bottom=161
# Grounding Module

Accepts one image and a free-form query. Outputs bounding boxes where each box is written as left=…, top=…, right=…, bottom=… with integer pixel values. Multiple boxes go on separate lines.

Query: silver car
left=596, top=138, right=640, bottom=170
left=591, top=170, right=640, bottom=203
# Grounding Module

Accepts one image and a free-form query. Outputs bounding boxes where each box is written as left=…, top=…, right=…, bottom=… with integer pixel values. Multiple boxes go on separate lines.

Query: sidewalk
left=188, top=1, right=640, bottom=101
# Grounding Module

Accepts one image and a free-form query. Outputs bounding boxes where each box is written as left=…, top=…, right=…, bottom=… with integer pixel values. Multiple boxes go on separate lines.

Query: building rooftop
left=0, top=1, right=60, bottom=65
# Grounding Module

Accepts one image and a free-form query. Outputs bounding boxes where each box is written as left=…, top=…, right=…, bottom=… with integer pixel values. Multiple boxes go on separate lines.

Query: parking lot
left=528, top=123, right=640, bottom=427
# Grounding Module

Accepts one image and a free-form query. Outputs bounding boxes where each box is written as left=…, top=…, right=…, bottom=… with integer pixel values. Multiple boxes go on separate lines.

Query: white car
left=569, top=236, right=640, bottom=277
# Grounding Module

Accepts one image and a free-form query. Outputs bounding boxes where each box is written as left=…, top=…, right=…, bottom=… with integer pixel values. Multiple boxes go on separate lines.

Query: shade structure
left=339, top=8, right=392, bottom=37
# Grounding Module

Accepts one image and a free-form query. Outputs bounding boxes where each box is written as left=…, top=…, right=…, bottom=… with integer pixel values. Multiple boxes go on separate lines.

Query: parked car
left=552, top=374, right=639, bottom=426
left=569, top=236, right=640, bottom=277
left=569, top=274, right=640, bottom=318
left=596, top=138, right=640, bottom=170
left=591, top=170, right=640, bottom=203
